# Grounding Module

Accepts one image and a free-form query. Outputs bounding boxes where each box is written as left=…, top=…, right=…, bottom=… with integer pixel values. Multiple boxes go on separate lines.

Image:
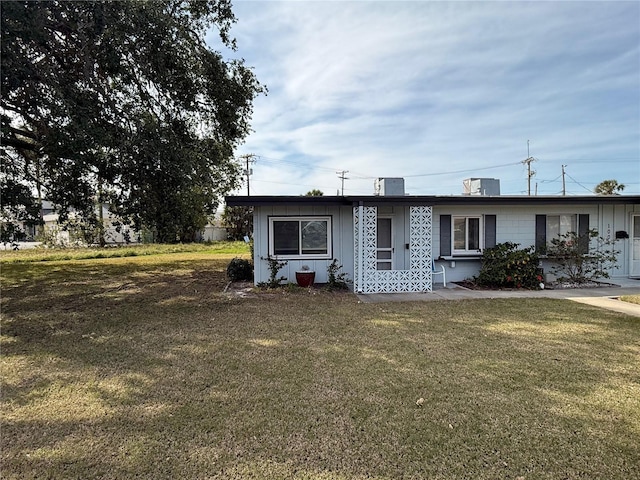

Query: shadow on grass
left=2, top=260, right=639, bottom=479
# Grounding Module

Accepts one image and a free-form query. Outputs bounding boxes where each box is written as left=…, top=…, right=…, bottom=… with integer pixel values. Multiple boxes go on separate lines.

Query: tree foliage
left=0, top=154, right=41, bottom=244
left=221, top=205, right=253, bottom=241
left=594, top=180, right=625, bottom=195
left=305, top=189, right=324, bottom=196
left=1, top=0, right=264, bottom=243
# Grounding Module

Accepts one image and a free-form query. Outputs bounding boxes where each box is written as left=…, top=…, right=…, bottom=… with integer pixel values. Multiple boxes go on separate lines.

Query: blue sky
left=217, top=1, right=639, bottom=196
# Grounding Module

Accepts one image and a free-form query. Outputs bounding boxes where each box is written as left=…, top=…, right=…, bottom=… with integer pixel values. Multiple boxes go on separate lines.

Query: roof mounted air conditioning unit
left=374, top=178, right=405, bottom=196
left=463, top=178, right=500, bottom=196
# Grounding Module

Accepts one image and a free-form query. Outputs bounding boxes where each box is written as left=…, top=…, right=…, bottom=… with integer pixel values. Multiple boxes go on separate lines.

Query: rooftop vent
left=374, top=178, right=405, bottom=196
left=463, top=178, right=500, bottom=196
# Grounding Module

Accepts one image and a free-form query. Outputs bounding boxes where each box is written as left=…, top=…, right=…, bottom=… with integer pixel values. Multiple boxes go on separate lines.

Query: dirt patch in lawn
left=223, top=280, right=353, bottom=300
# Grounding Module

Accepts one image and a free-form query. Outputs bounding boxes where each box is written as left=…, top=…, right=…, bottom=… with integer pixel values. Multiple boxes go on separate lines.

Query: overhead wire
left=247, top=154, right=528, bottom=180
left=564, top=172, right=597, bottom=193
left=240, top=153, right=639, bottom=194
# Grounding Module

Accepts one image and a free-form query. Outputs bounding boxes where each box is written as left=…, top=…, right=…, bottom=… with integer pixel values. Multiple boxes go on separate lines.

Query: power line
left=403, top=161, right=523, bottom=178
left=251, top=155, right=375, bottom=181
left=564, top=172, right=594, bottom=193
left=251, top=154, right=525, bottom=180
left=252, top=178, right=372, bottom=195
left=536, top=157, right=639, bottom=163
left=538, top=174, right=562, bottom=184
left=242, top=152, right=637, bottom=196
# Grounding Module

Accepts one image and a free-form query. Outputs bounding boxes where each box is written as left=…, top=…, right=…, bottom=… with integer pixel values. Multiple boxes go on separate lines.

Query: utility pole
left=522, top=140, right=536, bottom=196
left=561, top=164, right=567, bottom=196
left=336, top=170, right=349, bottom=196
left=239, top=154, right=256, bottom=196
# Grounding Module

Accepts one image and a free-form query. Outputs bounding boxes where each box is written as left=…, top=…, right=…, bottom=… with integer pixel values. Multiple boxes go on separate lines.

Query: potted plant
left=295, top=265, right=315, bottom=287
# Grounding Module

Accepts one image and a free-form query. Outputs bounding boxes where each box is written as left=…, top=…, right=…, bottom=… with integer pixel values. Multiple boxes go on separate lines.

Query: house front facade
left=226, top=190, right=640, bottom=293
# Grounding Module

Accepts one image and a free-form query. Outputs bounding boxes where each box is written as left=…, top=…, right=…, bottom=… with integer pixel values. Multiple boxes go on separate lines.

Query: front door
left=376, top=217, right=393, bottom=270
left=632, top=215, right=640, bottom=277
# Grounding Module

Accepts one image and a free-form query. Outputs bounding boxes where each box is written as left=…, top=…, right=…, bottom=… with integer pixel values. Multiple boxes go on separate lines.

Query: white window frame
left=268, top=216, right=332, bottom=260
left=452, top=216, right=483, bottom=254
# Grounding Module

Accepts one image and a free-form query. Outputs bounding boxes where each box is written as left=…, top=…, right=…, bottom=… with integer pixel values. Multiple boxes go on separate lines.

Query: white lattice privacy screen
left=354, top=206, right=433, bottom=293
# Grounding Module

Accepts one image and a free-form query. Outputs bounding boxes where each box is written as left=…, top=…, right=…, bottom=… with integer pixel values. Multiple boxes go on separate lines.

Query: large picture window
left=453, top=216, right=482, bottom=253
left=269, top=216, right=332, bottom=259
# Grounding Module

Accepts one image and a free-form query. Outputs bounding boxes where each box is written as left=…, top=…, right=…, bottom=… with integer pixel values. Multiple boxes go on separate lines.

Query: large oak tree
left=1, top=0, right=263, bottom=242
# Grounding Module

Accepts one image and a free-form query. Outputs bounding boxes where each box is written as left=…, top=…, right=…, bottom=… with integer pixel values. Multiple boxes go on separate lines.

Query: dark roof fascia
left=225, top=195, right=640, bottom=207
left=225, top=196, right=348, bottom=207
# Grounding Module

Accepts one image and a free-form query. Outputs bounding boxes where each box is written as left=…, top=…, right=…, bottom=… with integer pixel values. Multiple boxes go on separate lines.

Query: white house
left=226, top=179, right=640, bottom=294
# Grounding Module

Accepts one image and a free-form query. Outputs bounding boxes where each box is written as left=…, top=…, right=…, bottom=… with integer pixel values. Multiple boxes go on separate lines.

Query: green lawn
left=1, top=253, right=639, bottom=479
left=0, top=240, right=250, bottom=263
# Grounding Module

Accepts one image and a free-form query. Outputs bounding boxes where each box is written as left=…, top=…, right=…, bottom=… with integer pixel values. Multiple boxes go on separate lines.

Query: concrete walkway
left=356, top=278, right=640, bottom=317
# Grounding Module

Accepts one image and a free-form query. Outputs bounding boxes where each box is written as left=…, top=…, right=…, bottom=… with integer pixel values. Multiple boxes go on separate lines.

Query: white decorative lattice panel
left=353, top=205, right=433, bottom=294
left=353, top=206, right=360, bottom=292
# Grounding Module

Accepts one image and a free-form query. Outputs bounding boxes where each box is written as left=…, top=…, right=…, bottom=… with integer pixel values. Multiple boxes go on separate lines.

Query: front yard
left=1, top=251, right=639, bottom=479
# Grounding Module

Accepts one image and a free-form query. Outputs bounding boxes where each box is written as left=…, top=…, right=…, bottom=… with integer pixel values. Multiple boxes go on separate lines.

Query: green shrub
left=226, top=258, right=253, bottom=282
left=326, top=259, right=350, bottom=291
left=257, top=255, right=288, bottom=288
left=475, top=242, right=542, bottom=289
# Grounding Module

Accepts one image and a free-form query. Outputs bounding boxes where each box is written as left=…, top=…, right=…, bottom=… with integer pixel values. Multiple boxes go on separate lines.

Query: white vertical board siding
left=336, top=206, right=355, bottom=284
left=252, top=205, right=352, bottom=285
left=252, top=206, right=265, bottom=286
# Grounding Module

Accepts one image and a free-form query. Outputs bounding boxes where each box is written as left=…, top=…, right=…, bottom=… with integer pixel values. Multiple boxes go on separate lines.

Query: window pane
left=560, top=214, right=576, bottom=235
left=468, top=218, right=480, bottom=250
left=273, top=221, right=299, bottom=255
left=377, top=218, right=392, bottom=248
left=301, top=220, right=327, bottom=254
left=547, top=215, right=577, bottom=244
left=547, top=215, right=560, bottom=240
left=453, top=218, right=466, bottom=250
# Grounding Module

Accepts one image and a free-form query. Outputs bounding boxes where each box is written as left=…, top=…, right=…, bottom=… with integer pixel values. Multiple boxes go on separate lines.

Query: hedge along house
left=225, top=179, right=640, bottom=294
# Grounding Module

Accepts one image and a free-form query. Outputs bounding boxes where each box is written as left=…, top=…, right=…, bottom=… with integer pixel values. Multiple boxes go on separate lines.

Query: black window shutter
left=484, top=215, right=496, bottom=249
left=535, top=215, right=546, bottom=252
left=578, top=214, right=590, bottom=254
left=440, top=215, right=451, bottom=257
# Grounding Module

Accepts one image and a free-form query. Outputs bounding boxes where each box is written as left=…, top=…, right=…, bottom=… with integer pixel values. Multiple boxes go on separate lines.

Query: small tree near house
left=547, top=229, right=619, bottom=284
left=257, top=256, right=288, bottom=288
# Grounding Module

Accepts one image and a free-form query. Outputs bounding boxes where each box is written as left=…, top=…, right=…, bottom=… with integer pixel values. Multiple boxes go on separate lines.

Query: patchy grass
left=620, top=294, right=640, bottom=305
left=0, top=241, right=249, bottom=264
left=1, top=256, right=639, bottom=479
